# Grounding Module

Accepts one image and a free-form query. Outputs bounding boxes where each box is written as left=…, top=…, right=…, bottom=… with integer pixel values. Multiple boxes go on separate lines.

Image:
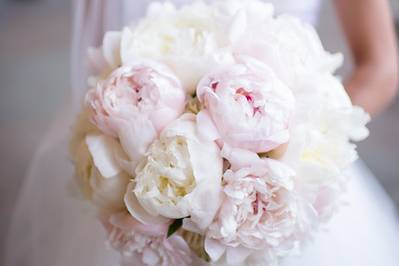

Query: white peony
left=281, top=73, right=370, bottom=182
left=224, top=1, right=342, bottom=88
left=278, top=72, right=370, bottom=221
left=125, top=114, right=223, bottom=232
left=71, top=125, right=130, bottom=213
left=120, top=1, right=233, bottom=94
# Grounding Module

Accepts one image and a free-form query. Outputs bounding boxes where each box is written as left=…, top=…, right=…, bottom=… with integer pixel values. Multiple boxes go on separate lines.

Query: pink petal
left=196, top=110, right=220, bottom=142
left=226, top=246, right=252, bottom=265
left=117, top=117, right=157, bottom=168
left=221, top=145, right=260, bottom=171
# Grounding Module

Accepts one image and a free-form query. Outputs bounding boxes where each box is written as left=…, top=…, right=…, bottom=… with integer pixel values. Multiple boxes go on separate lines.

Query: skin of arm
left=334, top=0, right=399, bottom=116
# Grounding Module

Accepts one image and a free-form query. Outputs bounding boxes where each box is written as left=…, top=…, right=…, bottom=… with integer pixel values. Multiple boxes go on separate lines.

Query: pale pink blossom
left=196, top=57, right=295, bottom=153
left=85, top=60, right=186, bottom=166
left=205, top=146, right=301, bottom=264
left=103, top=212, right=192, bottom=266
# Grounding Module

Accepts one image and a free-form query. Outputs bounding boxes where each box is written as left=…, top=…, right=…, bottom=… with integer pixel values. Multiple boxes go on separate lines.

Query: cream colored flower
left=71, top=126, right=130, bottom=213
left=125, top=114, right=223, bottom=233
left=120, top=1, right=233, bottom=94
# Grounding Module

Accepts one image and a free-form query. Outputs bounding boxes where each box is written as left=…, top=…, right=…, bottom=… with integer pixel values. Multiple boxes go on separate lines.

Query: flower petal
left=124, top=183, right=169, bottom=225
left=85, top=134, right=122, bottom=178
left=226, top=246, right=252, bottom=265
left=196, top=110, right=221, bottom=142
left=204, top=238, right=226, bottom=262
left=102, top=31, right=122, bottom=68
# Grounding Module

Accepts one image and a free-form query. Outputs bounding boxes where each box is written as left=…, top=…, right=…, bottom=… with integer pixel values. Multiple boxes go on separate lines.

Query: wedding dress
left=5, top=1, right=399, bottom=266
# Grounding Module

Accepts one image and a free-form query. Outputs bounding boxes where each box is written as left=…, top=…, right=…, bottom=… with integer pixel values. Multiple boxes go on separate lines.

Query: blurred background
left=0, top=0, right=398, bottom=264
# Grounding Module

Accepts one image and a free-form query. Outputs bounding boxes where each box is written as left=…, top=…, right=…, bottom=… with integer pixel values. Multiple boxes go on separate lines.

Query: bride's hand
left=334, top=0, right=398, bottom=117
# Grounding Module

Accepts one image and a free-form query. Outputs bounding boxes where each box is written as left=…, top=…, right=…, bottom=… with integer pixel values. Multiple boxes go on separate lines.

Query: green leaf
left=167, top=218, right=184, bottom=238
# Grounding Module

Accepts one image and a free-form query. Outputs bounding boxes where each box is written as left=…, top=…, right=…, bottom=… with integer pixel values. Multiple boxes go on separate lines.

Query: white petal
left=85, top=134, right=122, bottom=178
left=183, top=180, right=223, bottom=232
left=348, top=106, right=370, bottom=141
left=120, top=27, right=135, bottom=64
left=102, top=31, right=122, bottom=68
left=229, top=9, right=247, bottom=43
left=124, top=183, right=169, bottom=225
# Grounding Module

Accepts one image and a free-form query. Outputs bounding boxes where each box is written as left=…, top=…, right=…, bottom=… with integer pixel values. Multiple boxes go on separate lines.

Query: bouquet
left=70, top=1, right=370, bottom=265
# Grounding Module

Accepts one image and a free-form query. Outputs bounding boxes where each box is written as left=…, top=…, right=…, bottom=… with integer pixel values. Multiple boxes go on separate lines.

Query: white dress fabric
left=5, top=1, right=399, bottom=266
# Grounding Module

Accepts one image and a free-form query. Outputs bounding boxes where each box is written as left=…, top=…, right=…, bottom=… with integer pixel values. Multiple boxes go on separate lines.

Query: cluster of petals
left=103, top=212, right=192, bottom=266
left=205, top=147, right=298, bottom=264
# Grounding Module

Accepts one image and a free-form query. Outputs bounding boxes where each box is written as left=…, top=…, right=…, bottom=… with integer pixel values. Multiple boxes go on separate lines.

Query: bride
left=5, top=0, right=399, bottom=265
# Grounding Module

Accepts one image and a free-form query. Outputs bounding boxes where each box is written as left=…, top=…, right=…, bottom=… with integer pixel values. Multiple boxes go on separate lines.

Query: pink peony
left=85, top=60, right=186, bottom=166
left=205, top=146, right=300, bottom=264
left=196, top=57, right=295, bottom=153
left=103, top=212, right=192, bottom=266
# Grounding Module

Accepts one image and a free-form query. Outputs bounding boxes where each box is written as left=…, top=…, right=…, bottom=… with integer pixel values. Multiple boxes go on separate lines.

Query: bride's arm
left=334, top=0, right=398, bottom=116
